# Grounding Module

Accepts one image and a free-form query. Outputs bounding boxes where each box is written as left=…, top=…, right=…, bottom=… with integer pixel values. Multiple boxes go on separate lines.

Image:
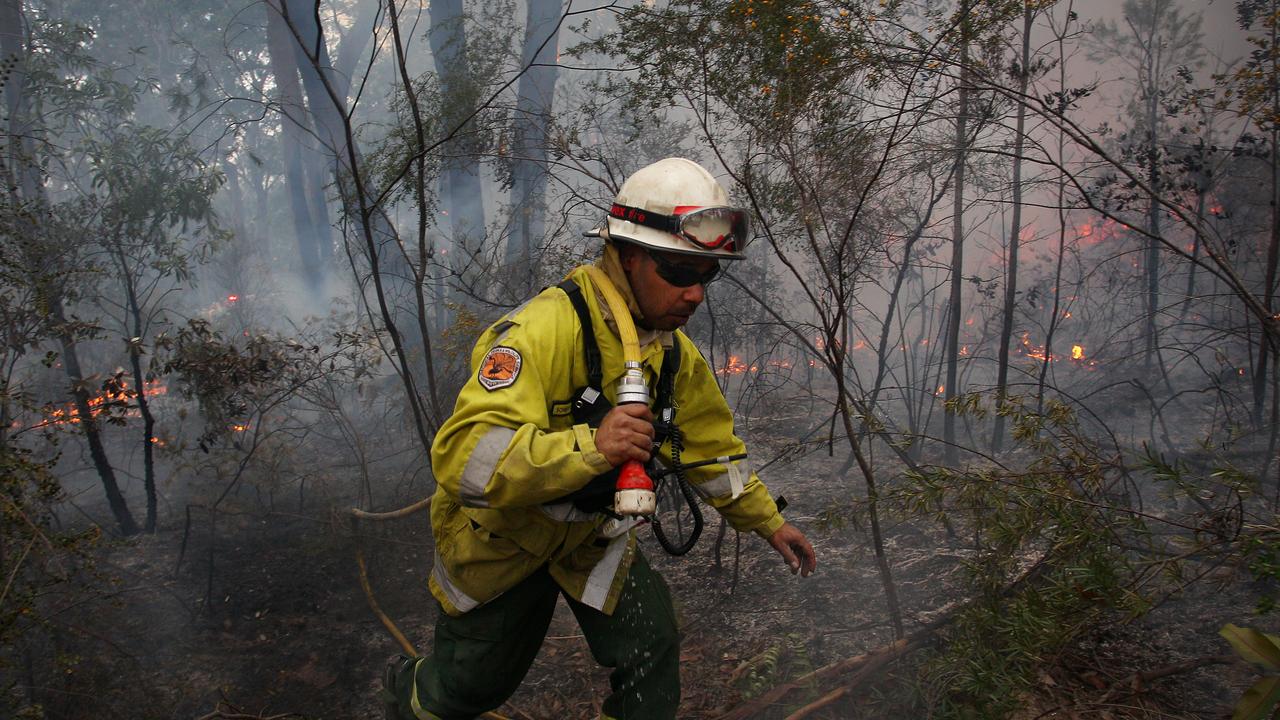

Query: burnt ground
left=12, top=420, right=1275, bottom=720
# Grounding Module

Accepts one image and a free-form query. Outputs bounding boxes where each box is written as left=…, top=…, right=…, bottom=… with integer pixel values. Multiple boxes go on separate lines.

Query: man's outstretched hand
left=767, top=522, right=817, bottom=577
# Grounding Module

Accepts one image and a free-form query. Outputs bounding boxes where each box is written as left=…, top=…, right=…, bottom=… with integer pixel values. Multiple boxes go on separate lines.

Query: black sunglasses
left=647, top=249, right=721, bottom=287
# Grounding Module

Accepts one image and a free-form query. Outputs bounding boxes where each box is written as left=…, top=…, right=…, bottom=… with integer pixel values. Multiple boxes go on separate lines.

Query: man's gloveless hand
left=767, top=522, right=817, bottom=577
left=594, top=403, right=655, bottom=466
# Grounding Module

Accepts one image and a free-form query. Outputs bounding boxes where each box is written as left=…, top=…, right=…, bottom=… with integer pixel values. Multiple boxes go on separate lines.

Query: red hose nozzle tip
left=616, top=461, right=653, bottom=490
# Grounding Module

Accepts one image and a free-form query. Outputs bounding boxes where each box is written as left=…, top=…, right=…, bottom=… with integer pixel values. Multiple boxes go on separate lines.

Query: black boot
left=380, top=655, right=417, bottom=720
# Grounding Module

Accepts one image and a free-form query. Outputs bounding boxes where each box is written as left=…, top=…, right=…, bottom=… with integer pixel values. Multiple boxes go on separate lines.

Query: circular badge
left=478, top=346, right=522, bottom=390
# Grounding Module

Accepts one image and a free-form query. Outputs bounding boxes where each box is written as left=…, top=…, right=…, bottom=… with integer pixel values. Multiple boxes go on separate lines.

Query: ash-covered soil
left=20, top=417, right=1272, bottom=720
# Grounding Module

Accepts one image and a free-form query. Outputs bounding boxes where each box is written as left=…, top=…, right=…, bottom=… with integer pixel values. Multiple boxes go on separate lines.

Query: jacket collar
left=592, top=244, right=673, bottom=350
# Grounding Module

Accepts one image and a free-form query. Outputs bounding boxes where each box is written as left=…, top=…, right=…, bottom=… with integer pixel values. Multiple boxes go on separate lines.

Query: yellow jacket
left=427, top=259, right=786, bottom=617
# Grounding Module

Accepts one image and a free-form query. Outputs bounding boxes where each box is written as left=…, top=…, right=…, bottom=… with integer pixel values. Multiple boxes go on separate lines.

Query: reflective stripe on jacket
left=427, top=262, right=786, bottom=616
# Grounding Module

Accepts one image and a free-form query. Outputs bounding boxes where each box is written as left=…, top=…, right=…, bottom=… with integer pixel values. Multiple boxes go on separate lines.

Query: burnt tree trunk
left=992, top=4, right=1034, bottom=454
left=506, top=0, right=563, bottom=295
left=1254, top=13, right=1280, bottom=427
left=266, top=0, right=332, bottom=293
left=943, top=0, right=972, bottom=466
left=429, top=0, right=488, bottom=298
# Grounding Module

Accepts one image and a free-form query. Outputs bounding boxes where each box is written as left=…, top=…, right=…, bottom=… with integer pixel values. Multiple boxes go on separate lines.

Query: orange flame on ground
left=1014, top=333, right=1096, bottom=367
left=716, top=356, right=756, bottom=376
left=1075, top=218, right=1130, bottom=246
left=1019, top=331, right=1053, bottom=362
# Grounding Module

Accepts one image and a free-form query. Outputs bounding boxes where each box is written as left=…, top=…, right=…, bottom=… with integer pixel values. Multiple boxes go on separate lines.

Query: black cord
left=651, top=424, right=704, bottom=556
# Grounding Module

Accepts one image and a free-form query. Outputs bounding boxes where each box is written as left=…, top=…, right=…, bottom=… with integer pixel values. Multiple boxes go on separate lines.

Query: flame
left=1018, top=331, right=1050, bottom=361
left=231, top=423, right=251, bottom=433
left=716, top=355, right=756, bottom=376
left=935, top=384, right=945, bottom=396
left=227, top=294, right=239, bottom=303
left=1013, top=333, right=1096, bottom=367
left=42, top=379, right=167, bottom=427
left=1063, top=311, right=1072, bottom=319
left=960, top=345, right=969, bottom=356
left=965, top=317, right=975, bottom=326
left=1075, top=217, right=1129, bottom=246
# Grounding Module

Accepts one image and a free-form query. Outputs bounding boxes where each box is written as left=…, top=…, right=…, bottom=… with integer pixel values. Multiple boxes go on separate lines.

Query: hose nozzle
left=614, top=363, right=655, bottom=515
left=576, top=268, right=657, bottom=517
left=614, top=460, right=656, bottom=515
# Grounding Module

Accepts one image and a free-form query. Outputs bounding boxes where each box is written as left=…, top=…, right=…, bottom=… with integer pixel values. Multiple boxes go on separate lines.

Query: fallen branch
left=714, top=630, right=934, bottom=720
left=1097, top=654, right=1238, bottom=703
left=786, top=633, right=937, bottom=720
left=193, top=707, right=303, bottom=712
left=716, top=572, right=1018, bottom=720
left=782, top=685, right=847, bottom=720
left=194, top=692, right=305, bottom=720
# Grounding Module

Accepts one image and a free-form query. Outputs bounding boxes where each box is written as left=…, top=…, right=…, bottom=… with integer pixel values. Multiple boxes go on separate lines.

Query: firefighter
left=383, top=157, right=817, bottom=720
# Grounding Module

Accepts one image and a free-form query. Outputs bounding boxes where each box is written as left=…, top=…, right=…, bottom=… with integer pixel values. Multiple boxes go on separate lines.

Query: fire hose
left=580, top=267, right=759, bottom=556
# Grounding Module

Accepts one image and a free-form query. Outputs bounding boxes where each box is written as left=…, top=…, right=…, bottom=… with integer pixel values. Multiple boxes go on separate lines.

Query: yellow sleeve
left=664, top=333, right=785, bottom=539
left=430, top=292, right=614, bottom=509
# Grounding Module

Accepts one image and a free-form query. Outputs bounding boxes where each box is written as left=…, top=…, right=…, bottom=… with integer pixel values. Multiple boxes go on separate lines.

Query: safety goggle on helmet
left=595, top=157, right=751, bottom=260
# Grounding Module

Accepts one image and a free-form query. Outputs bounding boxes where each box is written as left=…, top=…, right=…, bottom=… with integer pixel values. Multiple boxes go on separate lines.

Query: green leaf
left=1222, top=624, right=1280, bottom=669
left=1233, top=676, right=1280, bottom=720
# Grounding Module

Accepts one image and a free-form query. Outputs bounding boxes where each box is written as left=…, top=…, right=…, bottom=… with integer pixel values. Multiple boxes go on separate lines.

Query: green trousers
left=390, top=551, right=680, bottom=720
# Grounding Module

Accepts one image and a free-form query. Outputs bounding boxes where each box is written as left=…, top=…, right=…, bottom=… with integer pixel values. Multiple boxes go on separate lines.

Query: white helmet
left=596, top=157, right=750, bottom=260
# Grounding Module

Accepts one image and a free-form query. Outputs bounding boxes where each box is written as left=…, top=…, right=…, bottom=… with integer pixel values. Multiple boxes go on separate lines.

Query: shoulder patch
left=478, top=346, right=522, bottom=390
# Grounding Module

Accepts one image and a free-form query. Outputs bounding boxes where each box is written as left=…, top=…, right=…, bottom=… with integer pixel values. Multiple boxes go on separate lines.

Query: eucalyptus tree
left=261, top=0, right=445, bottom=456
left=1220, top=0, right=1280, bottom=438
left=1087, top=0, right=1205, bottom=371
left=86, top=127, right=225, bottom=532
left=943, top=0, right=976, bottom=466
left=991, top=0, right=1055, bottom=453
left=2, top=2, right=140, bottom=535
left=1, top=2, right=224, bottom=535
left=265, top=0, right=335, bottom=294
left=504, top=0, right=565, bottom=296
left=255, top=1, right=540, bottom=460
left=429, top=0, right=489, bottom=293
